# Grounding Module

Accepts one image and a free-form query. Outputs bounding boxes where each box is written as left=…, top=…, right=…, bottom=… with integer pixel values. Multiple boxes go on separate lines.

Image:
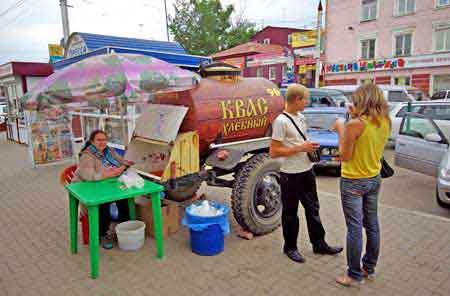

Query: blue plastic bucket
left=190, top=224, right=224, bottom=256
left=182, top=201, right=230, bottom=256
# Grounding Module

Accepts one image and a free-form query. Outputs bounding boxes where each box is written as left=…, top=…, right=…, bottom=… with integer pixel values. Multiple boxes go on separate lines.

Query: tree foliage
left=169, top=0, right=257, bottom=56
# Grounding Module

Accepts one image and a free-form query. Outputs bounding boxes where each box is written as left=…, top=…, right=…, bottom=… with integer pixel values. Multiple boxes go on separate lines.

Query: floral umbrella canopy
left=21, top=53, right=200, bottom=111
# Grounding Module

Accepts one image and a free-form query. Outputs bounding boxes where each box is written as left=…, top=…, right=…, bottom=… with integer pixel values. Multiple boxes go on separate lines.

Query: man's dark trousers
left=280, top=169, right=326, bottom=251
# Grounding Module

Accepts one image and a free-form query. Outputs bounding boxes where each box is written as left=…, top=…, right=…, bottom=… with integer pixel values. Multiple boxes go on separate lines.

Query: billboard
left=292, top=31, right=317, bottom=48
left=48, top=44, right=64, bottom=64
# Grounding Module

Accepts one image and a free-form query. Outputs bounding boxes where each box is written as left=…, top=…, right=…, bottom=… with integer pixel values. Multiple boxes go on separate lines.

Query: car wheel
left=436, top=187, right=450, bottom=209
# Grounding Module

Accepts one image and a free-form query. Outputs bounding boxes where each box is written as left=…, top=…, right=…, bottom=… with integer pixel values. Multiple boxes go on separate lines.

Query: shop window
left=263, top=38, right=271, bottom=45
left=288, top=34, right=292, bottom=45
left=437, top=0, right=450, bottom=8
left=256, top=68, right=263, bottom=78
left=394, top=31, right=413, bottom=56
left=361, top=0, right=377, bottom=22
left=393, top=76, right=411, bottom=86
left=396, top=0, right=415, bottom=15
left=395, top=33, right=412, bottom=56
left=269, top=67, right=277, bottom=81
left=361, top=39, right=376, bottom=59
left=433, top=22, right=450, bottom=52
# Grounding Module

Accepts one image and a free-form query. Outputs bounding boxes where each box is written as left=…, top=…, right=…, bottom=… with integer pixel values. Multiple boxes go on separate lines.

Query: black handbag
left=281, top=112, right=321, bottom=163
left=380, top=157, right=394, bottom=178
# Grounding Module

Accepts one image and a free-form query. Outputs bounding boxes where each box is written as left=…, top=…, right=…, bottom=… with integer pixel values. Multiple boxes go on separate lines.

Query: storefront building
left=324, top=0, right=450, bottom=96
left=0, top=62, right=53, bottom=144
left=212, top=26, right=319, bottom=87
left=250, top=26, right=319, bottom=87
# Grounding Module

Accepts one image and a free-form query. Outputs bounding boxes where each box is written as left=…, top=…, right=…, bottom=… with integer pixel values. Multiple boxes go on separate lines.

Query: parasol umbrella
left=21, top=52, right=200, bottom=111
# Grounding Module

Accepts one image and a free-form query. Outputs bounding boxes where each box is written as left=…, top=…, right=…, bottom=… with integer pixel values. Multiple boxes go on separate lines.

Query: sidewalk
left=0, top=137, right=449, bottom=296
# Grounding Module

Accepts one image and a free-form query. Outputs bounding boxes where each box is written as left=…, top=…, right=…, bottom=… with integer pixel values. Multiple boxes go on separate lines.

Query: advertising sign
left=325, top=53, right=450, bottom=74
left=49, top=44, right=64, bottom=64
left=294, top=46, right=315, bottom=56
left=27, top=110, right=73, bottom=166
left=65, top=34, right=88, bottom=58
left=292, top=31, right=317, bottom=48
left=246, top=54, right=288, bottom=67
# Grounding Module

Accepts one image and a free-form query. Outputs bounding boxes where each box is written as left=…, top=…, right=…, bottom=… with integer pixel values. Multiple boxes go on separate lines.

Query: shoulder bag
left=380, top=157, right=394, bottom=178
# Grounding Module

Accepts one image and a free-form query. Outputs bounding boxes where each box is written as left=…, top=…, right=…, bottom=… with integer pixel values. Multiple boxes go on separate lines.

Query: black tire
left=436, top=187, right=450, bottom=209
left=232, top=153, right=282, bottom=235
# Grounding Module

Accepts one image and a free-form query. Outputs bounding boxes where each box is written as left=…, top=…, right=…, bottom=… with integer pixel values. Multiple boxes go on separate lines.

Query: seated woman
left=72, top=130, right=132, bottom=249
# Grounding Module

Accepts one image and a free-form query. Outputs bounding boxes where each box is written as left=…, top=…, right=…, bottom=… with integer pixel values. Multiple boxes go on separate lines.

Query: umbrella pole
left=119, top=100, right=127, bottom=148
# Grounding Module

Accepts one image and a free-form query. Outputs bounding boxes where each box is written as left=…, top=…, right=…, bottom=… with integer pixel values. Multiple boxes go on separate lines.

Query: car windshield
left=309, top=93, right=348, bottom=107
left=304, top=112, right=346, bottom=130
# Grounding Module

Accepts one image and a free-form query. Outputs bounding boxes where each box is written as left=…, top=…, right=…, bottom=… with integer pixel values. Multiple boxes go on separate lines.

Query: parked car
left=321, top=85, right=414, bottom=107
left=389, top=100, right=450, bottom=143
left=308, top=88, right=348, bottom=107
left=279, top=87, right=349, bottom=108
left=303, top=107, right=347, bottom=174
left=395, top=113, right=450, bottom=208
left=431, top=90, right=450, bottom=101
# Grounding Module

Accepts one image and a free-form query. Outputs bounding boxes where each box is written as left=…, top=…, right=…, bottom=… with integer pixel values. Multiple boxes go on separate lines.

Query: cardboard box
left=135, top=196, right=180, bottom=238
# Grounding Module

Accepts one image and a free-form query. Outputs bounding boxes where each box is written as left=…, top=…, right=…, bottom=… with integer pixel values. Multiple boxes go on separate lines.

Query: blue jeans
left=340, top=175, right=381, bottom=281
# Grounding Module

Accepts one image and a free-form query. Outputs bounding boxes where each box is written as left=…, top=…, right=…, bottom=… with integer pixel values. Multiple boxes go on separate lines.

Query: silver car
left=395, top=113, right=450, bottom=208
left=389, top=100, right=450, bottom=143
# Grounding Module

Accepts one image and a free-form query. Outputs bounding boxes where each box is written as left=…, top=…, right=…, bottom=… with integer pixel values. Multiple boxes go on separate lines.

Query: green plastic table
left=65, top=177, right=165, bottom=279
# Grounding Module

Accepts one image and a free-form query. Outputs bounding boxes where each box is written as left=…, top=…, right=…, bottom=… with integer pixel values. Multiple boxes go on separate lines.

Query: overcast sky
left=0, top=0, right=320, bottom=65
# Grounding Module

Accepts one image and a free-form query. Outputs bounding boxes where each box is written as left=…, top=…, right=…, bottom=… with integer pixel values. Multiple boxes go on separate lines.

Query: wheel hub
left=253, top=173, right=281, bottom=219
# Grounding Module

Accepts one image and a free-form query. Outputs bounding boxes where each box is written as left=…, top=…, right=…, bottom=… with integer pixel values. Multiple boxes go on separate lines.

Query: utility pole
left=164, top=0, right=170, bottom=42
left=59, top=0, right=71, bottom=47
left=314, top=0, right=323, bottom=88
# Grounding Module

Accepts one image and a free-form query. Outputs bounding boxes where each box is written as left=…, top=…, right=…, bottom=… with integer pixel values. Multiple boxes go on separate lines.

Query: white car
left=395, top=113, right=450, bottom=208
left=321, top=84, right=414, bottom=106
left=389, top=100, right=450, bottom=142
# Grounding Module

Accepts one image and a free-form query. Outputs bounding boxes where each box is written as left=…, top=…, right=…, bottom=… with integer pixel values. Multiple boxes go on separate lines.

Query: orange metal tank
left=154, top=77, right=284, bottom=156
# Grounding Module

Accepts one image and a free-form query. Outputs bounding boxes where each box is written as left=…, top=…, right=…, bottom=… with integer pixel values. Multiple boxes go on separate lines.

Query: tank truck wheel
left=232, top=153, right=282, bottom=235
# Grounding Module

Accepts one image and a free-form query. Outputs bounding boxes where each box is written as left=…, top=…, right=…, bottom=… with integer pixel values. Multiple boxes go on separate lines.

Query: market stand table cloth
left=65, top=177, right=165, bottom=279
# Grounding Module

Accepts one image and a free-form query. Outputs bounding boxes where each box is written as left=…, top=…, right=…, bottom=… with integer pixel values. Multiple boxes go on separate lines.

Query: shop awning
left=53, top=46, right=210, bottom=71
left=52, top=32, right=210, bottom=71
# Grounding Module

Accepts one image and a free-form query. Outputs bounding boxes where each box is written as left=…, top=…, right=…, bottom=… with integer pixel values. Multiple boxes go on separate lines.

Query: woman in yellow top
left=332, top=84, right=391, bottom=286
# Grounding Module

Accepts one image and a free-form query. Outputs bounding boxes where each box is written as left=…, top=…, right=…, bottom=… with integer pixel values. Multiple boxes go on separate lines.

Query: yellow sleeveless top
left=341, top=117, right=390, bottom=179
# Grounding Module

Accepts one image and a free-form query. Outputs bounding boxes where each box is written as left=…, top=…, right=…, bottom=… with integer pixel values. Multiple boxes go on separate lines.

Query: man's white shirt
left=271, top=112, right=313, bottom=174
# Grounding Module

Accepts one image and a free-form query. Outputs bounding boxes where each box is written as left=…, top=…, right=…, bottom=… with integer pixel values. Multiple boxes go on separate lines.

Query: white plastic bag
left=119, top=169, right=145, bottom=189
left=189, top=200, right=224, bottom=217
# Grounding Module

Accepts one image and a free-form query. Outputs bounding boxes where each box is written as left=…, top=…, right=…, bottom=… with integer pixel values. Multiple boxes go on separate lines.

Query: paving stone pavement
left=0, top=136, right=449, bottom=296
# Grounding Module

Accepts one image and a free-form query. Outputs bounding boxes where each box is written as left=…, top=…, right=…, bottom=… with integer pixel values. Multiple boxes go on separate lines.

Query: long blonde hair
left=351, top=83, right=391, bottom=128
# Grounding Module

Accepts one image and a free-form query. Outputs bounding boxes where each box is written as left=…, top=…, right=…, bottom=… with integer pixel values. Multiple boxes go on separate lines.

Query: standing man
left=270, top=84, right=343, bottom=263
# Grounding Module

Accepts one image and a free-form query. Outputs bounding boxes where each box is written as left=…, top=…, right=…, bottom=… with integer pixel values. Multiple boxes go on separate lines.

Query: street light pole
left=314, top=0, right=323, bottom=88
left=164, top=0, right=170, bottom=42
left=59, top=0, right=71, bottom=47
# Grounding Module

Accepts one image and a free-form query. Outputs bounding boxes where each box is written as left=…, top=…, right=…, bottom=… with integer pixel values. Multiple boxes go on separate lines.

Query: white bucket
left=115, top=220, right=146, bottom=251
